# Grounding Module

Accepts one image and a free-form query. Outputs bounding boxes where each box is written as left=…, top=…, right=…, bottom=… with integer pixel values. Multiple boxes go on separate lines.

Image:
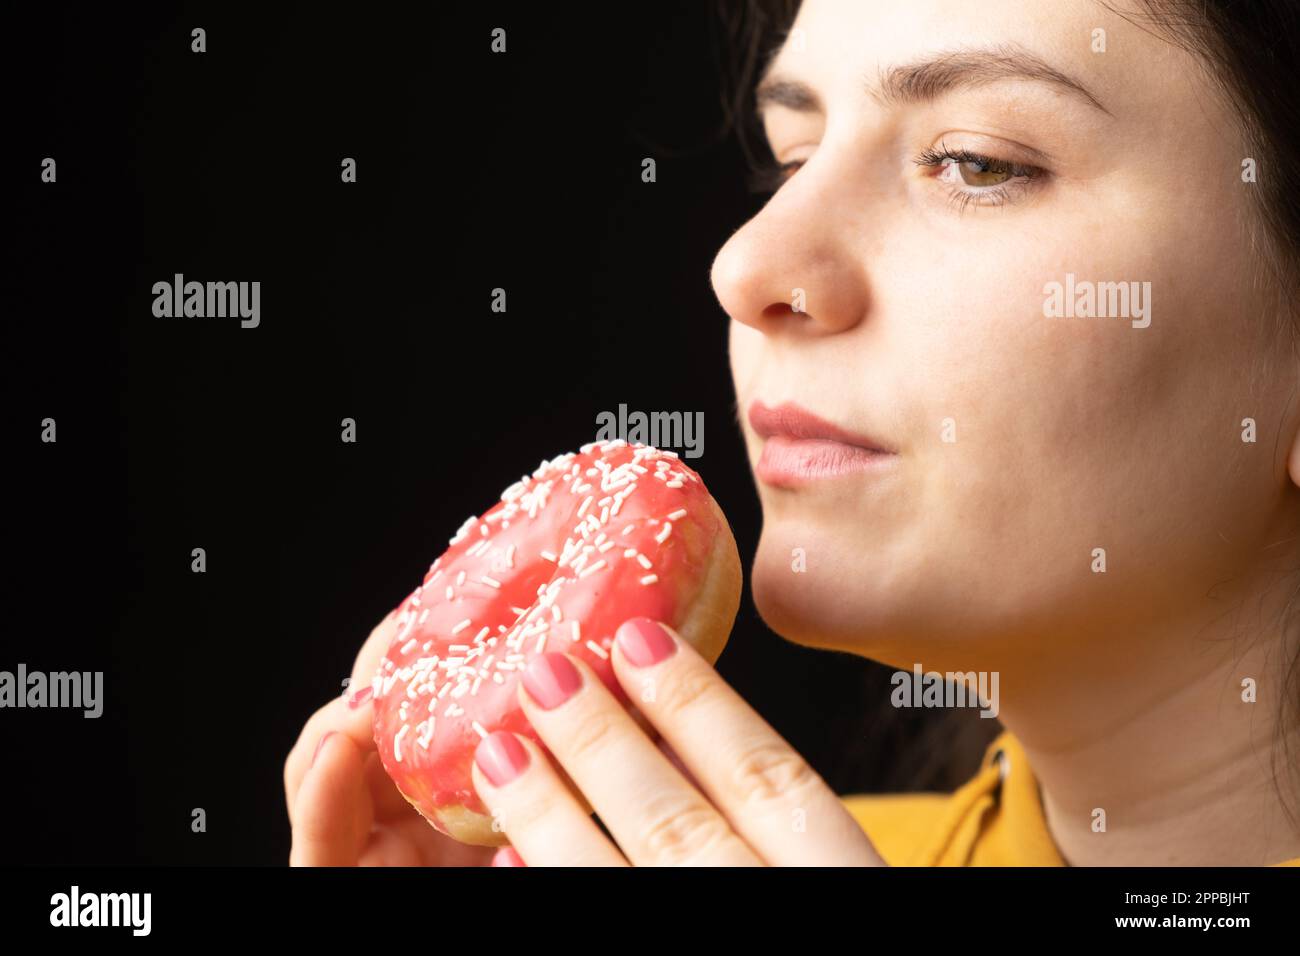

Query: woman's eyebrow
left=756, top=44, right=1111, bottom=118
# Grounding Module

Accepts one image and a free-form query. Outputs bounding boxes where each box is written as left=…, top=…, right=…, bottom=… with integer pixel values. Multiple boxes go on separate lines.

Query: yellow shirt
left=841, top=729, right=1300, bottom=866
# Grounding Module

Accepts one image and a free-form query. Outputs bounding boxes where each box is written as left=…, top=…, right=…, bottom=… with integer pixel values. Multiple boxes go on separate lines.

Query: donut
left=371, top=439, right=742, bottom=846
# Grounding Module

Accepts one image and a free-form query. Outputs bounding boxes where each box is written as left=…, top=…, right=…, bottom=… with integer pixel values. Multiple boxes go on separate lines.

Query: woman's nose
left=710, top=167, right=869, bottom=339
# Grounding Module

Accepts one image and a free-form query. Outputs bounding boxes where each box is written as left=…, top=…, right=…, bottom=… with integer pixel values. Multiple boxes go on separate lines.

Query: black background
left=4, top=1, right=994, bottom=864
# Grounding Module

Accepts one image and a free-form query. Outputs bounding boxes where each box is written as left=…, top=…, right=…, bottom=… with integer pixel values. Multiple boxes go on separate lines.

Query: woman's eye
left=941, top=157, right=1014, bottom=187
left=914, top=141, right=1045, bottom=209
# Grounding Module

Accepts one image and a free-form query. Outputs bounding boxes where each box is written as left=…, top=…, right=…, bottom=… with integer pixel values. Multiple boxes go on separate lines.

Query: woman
left=283, top=0, right=1300, bottom=865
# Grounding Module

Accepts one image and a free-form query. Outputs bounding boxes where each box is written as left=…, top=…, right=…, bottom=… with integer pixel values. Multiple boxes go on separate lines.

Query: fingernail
left=475, top=732, right=530, bottom=787
left=311, top=731, right=337, bottom=768
left=615, top=618, right=677, bottom=668
left=491, top=847, right=526, bottom=867
left=348, top=686, right=373, bottom=709
left=521, top=653, right=582, bottom=710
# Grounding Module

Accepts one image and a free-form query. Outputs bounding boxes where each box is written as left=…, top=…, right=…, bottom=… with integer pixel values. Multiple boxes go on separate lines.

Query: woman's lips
left=748, top=401, right=896, bottom=487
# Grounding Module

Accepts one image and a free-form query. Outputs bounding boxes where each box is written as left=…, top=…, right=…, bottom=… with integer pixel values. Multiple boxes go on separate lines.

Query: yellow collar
left=844, top=730, right=1300, bottom=866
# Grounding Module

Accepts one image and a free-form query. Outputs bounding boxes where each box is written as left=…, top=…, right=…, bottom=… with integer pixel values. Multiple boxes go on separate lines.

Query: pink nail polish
left=311, top=731, right=337, bottom=768
left=348, top=686, right=373, bottom=709
left=476, top=731, right=530, bottom=787
left=615, top=618, right=677, bottom=668
left=521, top=653, right=582, bottom=710
left=491, top=847, right=526, bottom=867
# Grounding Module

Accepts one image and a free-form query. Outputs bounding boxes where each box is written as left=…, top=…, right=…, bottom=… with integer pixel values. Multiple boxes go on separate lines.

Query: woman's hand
left=471, top=617, right=887, bottom=866
left=283, top=609, right=496, bottom=866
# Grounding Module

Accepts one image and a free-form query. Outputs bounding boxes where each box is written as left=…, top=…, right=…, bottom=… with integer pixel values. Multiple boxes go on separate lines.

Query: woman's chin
left=748, top=537, right=997, bottom=667
left=749, top=544, right=896, bottom=656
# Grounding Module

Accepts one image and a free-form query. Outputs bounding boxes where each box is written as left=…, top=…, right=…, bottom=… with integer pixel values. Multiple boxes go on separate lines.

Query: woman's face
left=714, top=0, right=1300, bottom=667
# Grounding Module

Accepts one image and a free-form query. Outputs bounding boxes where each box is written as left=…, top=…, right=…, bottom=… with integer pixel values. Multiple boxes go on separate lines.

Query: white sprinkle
left=481, top=575, right=502, bottom=589
left=578, top=495, right=594, bottom=517
left=451, top=619, right=472, bottom=635
left=667, top=509, right=688, bottom=521
left=624, top=548, right=638, bottom=558
left=418, top=608, right=429, bottom=624
left=400, top=638, right=418, bottom=655
left=551, top=606, right=562, bottom=622
left=586, top=640, right=609, bottom=660
left=637, top=554, right=653, bottom=569
left=536, top=633, right=548, bottom=654
left=446, top=586, right=455, bottom=600
left=578, top=559, right=607, bottom=579
left=450, top=516, right=478, bottom=545
left=506, top=545, right=516, bottom=568
left=394, top=725, right=409, bottom=762
left=493, top=672, right=505, bottom=684
left=456, top=570, right=467, bottom=586
left=540, top=550, right=557, bottom=562
left=598, top=541, right=615, bottom=553
left=666, top=480, right=684, bottom=489
left=475, top=627, right=491, bottom=643
left=472, top=721, right=489, bottom=739
left=571, top=621, right=581, bottom=643
left=655, top=522, right=673, bottom=544
left=640, top=574, right=659, bottom=585
left=480, top=524, right=490, bottom=537
left=622, top=525, right=636, bottom=536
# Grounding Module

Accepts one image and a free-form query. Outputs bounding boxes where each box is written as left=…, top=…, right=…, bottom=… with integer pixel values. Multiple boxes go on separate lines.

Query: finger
left=470, top=731, right=628, bottom=867
left=284, top=610, right=398, bottom=823
left=516, top=653, right=762, bottom=866
left=290, top=731, right=373, bottom=866
left=284, top=689, right=379, bottom=825
left=356, top=825, right=425, bottom=866
left=491, top=847, right=526, bottom=867
left=611, top=617, right=885, bottom=866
